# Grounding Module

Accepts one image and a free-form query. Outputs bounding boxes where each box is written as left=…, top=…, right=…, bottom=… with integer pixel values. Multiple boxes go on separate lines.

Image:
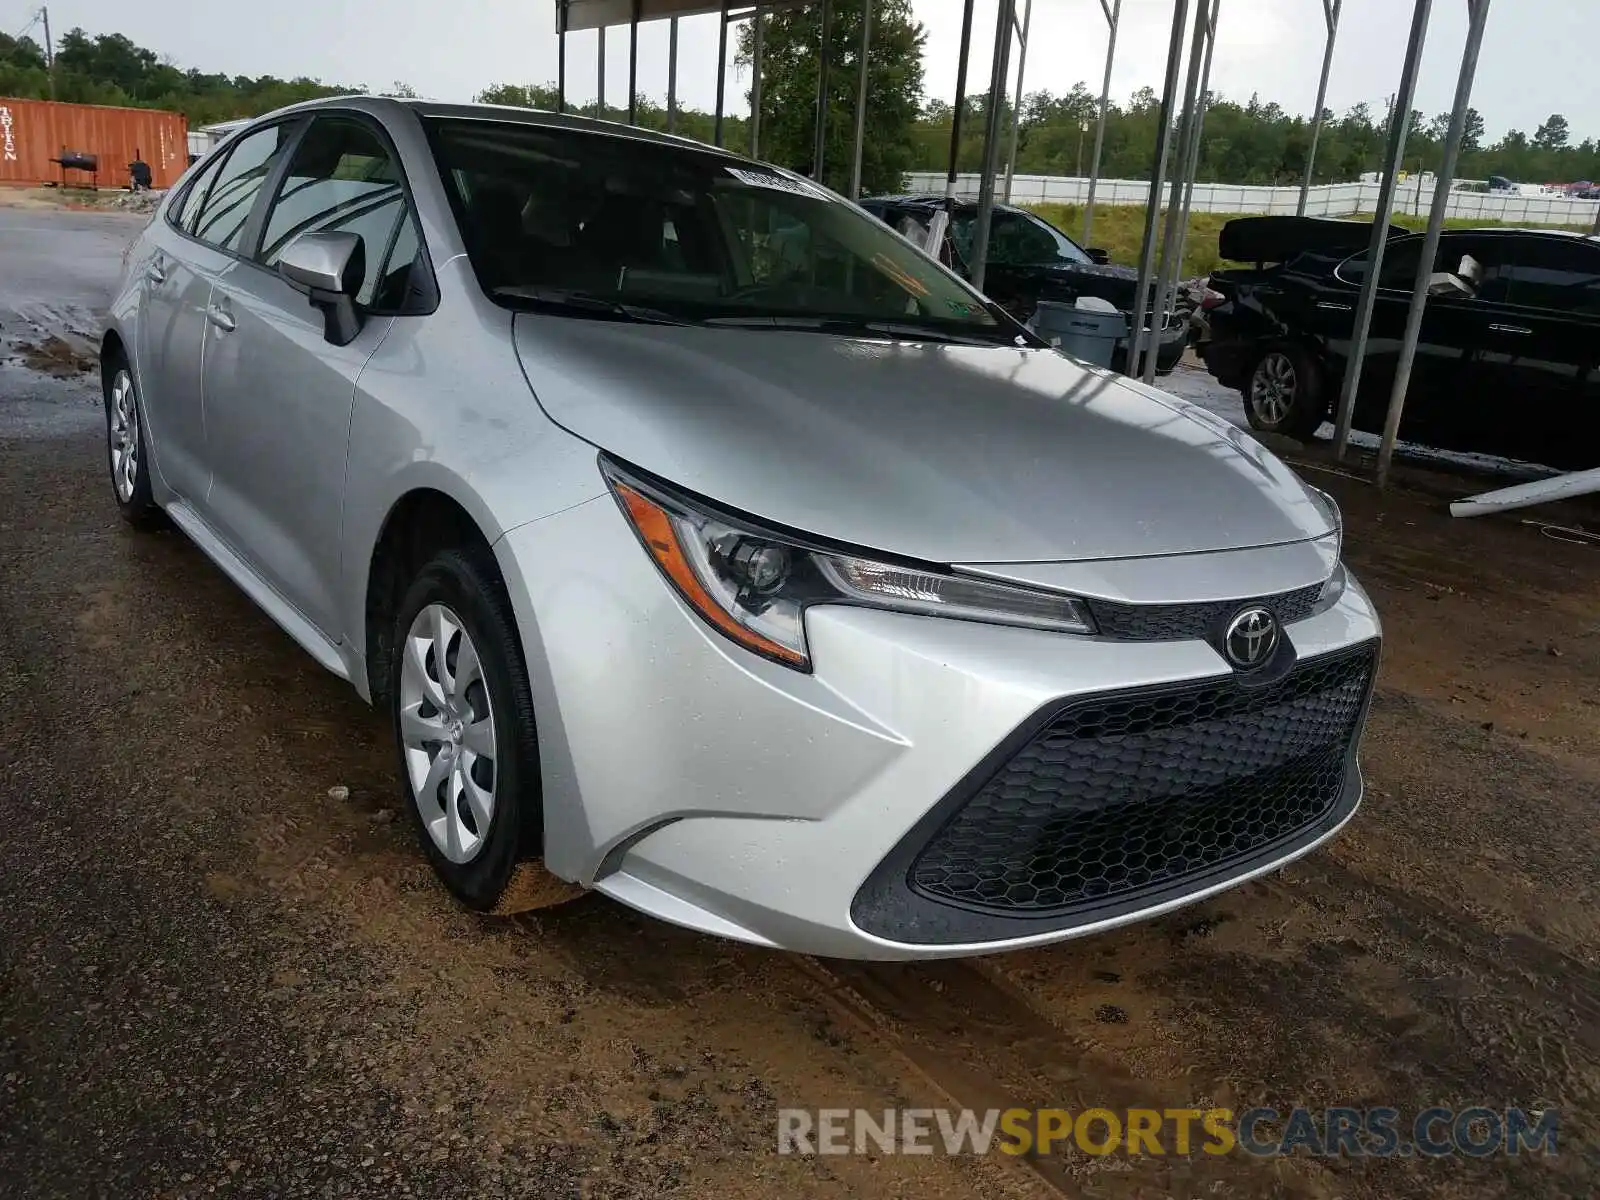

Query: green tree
left=1, top=26, right=352, bottom=124
left=736, top=0, right=926, bottom=196
left=473, top=82, right=747, bottom=148
left=1461, top=107, right=1485, bottom=152
left=1534, top=113, right=1569, bottom=150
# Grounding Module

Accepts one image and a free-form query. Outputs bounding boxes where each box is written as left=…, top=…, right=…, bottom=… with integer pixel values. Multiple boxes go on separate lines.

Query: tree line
left=4, top=18, right=1596, bottom=192
left=924, top=86, right=1599, bottom=188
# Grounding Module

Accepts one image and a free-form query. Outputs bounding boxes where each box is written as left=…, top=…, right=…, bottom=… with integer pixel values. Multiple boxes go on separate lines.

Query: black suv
left=860, top=195, right=1189, bottom=376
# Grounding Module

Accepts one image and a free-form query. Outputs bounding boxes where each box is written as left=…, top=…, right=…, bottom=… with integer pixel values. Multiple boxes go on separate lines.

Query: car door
left=199, top=114, right=423, bottom=638
left=1472, top=236, right=1600, bottom=467
left=135, top=121, right=301, bottom=504
left=1325, top=235, right=1468, bottom=436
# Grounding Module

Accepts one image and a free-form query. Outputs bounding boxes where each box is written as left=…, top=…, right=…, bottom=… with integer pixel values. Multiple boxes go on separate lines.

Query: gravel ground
left=2, top=202, right=1597, bottom=1199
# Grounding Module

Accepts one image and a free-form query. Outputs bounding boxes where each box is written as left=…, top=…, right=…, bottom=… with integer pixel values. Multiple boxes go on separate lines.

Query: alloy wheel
left=1250, top=352, right=1297, bottom=427
left=108, top=369, right=140, bottom=502
left=399, top=602, right=498, bottom=865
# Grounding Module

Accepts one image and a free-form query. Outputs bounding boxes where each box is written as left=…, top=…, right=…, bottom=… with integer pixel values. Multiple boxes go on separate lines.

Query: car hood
left=1031, top=262, right=1140, bottom=310
left=511, top=318, right=1334, bottom=564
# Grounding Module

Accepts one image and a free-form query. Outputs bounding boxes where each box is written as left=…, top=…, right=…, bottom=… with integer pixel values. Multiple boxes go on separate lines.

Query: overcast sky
left=9, top=0, right=1597, bottom=143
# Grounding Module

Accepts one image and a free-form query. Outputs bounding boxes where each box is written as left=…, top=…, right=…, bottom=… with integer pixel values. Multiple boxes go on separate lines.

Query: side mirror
left=279, top=231, right=365, bottom=346
left=1086, top=247, right=1111, bottom=265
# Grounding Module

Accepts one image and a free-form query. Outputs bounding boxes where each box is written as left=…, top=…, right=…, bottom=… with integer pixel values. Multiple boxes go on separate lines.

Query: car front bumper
left=496, top=495, right=1382, bottom=961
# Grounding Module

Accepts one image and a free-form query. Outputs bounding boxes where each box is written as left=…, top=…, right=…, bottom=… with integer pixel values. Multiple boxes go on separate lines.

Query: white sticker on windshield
left=727, top=166, right=826, bottom=199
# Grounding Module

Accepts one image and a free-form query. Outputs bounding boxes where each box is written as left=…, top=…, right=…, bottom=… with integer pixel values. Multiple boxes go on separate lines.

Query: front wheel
left=1244, top=346, right=1327, bottom=441
left=388, top=547, right=580, bottom=914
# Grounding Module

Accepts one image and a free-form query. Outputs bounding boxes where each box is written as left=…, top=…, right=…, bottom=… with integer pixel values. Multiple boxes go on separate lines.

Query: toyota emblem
left=1224, top=607, right=1279, bottom=670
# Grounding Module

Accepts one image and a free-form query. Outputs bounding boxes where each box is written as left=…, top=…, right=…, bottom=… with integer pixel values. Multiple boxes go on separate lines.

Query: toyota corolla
left=102, top=97, right=1380, bottom=959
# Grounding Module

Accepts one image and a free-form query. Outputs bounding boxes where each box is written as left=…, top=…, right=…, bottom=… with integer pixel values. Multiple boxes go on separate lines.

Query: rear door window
left=1336, top=237, right=1424, bottom=289
left=171, top=156, right=225, bottom=234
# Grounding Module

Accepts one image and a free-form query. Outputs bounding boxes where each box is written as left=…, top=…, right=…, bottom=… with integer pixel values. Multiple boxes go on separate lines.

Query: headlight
left=604, top=460, right=1095, bottom=671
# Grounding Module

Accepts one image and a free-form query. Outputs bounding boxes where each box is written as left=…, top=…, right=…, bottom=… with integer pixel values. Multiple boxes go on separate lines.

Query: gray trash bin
left=1027, top=296, right=1128, bottom=368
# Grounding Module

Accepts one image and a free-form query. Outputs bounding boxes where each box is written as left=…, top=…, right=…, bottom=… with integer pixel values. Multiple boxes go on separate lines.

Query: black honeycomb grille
left=909, top=647, right=1375, bottom=915
left=1086, top=582, right=1325, bottom=642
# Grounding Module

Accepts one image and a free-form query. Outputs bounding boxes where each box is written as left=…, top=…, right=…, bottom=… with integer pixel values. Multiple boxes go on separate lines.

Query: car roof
left=1422, top=226, right=1600, bottom=244
left=258, top=93, right=766, bottom=164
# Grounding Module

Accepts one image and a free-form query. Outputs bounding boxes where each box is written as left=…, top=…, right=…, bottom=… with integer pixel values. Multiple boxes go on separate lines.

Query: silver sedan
left=102, top=97, right=1381, bottom=959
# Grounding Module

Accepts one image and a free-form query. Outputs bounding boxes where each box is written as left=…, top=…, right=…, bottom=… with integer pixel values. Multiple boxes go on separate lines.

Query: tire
left=388, top=547, right=580, bottom=914
left=1243, top=345, right=1327, bottom=441
left=102, top=350, right=163, bottom=529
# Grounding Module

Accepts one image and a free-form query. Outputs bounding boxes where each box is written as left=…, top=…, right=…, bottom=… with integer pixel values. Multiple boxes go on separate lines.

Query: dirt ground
left=1, top=412, right=1595, bottom=1200
left=2, top=207, right=1598, bottom=1197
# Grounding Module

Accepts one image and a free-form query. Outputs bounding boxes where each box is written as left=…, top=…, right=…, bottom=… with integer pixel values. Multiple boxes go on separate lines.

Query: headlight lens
left=605, top=461, right=1095, bottom=671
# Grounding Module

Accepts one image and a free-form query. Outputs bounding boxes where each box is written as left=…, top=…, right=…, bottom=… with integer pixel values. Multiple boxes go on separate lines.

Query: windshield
left=951, top=209, right=1094, bottom=269
left=424, top=118, right=1005, bottom=337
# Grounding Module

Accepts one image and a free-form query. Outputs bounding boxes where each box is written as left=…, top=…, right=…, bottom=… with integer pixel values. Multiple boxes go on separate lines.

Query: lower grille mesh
left=909, top=647, right=1375, bottom=914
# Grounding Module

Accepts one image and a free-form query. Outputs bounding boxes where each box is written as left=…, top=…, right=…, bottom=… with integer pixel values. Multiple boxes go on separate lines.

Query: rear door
left=134, top=125, right=296, bottom=500
left=199, top=113, right=426, bottom=637
left=1326, top=236, right=1425, bottom=431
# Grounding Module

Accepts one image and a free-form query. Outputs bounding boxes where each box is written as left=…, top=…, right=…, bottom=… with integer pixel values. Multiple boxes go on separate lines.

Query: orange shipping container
left=0, top=97, right=188, bottom=190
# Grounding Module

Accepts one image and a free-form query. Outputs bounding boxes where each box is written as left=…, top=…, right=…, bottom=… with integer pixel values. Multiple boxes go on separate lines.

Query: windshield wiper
left=491, top=286, right=695, bottom=326
left=701, top=314, right=1007, bottom=346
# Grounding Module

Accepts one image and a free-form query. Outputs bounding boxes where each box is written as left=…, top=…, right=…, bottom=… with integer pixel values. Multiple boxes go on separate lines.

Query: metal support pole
left=667, top=16, right=679, bottom=133
left=1127, top=0, right=1192, bottom=380
left=1169, top=3, right=1220, bottom=312
left=1376, top=0, right=1491, bottom=488
left=1332, top=0, right=1432, bottom=458
left=850, top=0, right=874, bottom=198
left=1002, top=0, right=1033, bottom=203
left=1144, top=0, right=1211, bottom=384
left=944, top=0, right=978, bottom=201
left=715, top=0, right=730, bottom=146
left=628, top=0, right=640, bottom=125
left=969, top=0, right=1016, bottom=294
left=556, top=2, right=567, bottom=113
left=749, top=6, right=763, bottom=155
left=812, top=0, right=833, bottom=179
left=1083, top=0, right=1121, bottom=248
left=1298, top=0, right=1342, bottom=216
left=596, top=26, right=606, bottom=120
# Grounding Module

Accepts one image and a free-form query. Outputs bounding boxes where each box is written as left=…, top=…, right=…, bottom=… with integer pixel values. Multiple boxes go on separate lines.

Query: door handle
left=1316, top=301, right=1353, bottom=312
left=206, top=304, right=236, bottom=333
left=1488, top=323, right=1531, bottom=335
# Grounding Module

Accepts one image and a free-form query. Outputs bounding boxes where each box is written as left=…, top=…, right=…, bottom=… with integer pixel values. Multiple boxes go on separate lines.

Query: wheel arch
left=357, top=477, right=509, bottom=708
left=100, top=327, right=128, bottom=378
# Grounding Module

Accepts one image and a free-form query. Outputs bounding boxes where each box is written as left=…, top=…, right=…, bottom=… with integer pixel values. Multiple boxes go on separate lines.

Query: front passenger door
left=1479, top=238, right=1600, bottom=467
left=200, top=115, right=425, bottom=638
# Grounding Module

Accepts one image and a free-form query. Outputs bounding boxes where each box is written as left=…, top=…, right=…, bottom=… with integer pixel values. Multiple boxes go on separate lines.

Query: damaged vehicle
left=1203, top=216, right=1600, bottom=468
left=860, top=194, right=1192, bottom=375
left=103, top=98, right=1380, bottom=959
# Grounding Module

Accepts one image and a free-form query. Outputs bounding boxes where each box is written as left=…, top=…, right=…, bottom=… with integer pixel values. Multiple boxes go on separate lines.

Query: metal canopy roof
left=560, top=0, right=810, bottom=33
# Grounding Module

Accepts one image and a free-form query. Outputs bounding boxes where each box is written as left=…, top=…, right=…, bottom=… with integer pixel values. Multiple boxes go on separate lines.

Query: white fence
left=903, top=172, right=1600, bottom=229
